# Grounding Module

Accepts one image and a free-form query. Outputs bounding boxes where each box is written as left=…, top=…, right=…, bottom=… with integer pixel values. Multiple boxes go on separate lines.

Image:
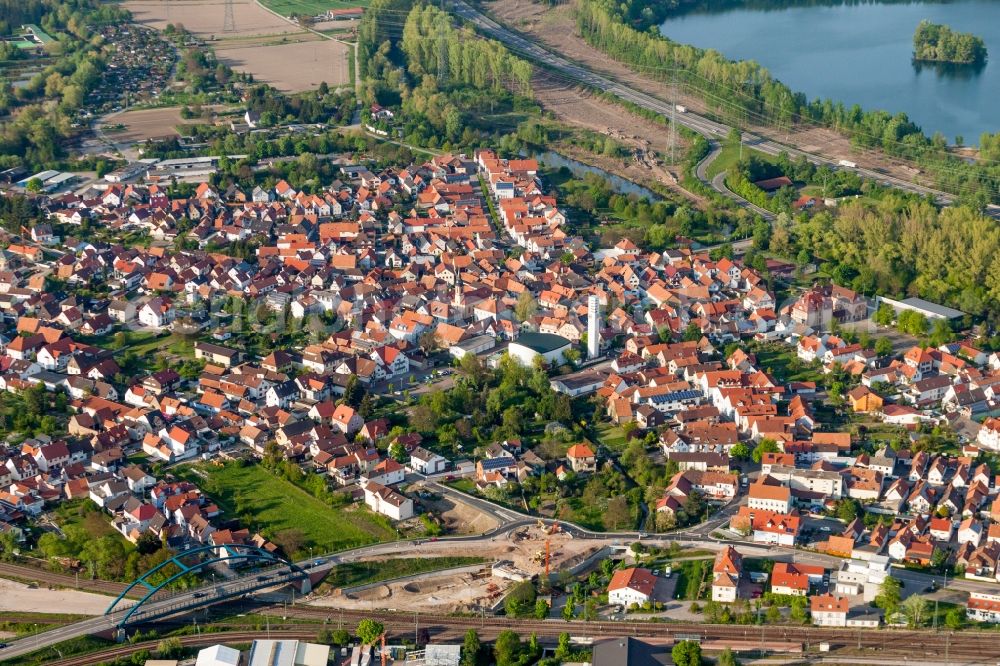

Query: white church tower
left=587, top=295, right=600, bottom=359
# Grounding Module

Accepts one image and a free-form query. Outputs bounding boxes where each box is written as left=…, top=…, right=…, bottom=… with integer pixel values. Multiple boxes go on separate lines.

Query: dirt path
left=486, top=0, right=935, bottom=188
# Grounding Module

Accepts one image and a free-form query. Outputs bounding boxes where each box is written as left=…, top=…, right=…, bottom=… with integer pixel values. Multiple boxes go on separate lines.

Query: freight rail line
left=41, top=630, right=318, bottom=666
left=29, top=615, right=995, bottom=666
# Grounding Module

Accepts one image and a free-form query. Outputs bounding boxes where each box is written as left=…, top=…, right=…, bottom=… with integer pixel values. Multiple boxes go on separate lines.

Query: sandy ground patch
left=126, top=0, right=298, bottom=38
left=306, top=526, right=602, bottom=613
left=216, top=40, right=350, bottom=92
left=101, top=106, right=201, bottom=142
left=307, top=526, right=601, bottom=612
left=321, top=568, right=508, bottom=613
left=0, top=578, right=111, bottom=616
left=534, top=74, right=684, bottom=155
left=312, top=19, right=359, bottom=32
left=410, top=484, right=499, bottom=535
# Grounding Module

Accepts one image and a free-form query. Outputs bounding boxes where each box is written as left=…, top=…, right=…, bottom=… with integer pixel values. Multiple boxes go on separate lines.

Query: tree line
left=402, top=5, right=531, bottom=96
left=358, top=0, right=535, bottom=152
left=781, top=196, right=1000, bottom=323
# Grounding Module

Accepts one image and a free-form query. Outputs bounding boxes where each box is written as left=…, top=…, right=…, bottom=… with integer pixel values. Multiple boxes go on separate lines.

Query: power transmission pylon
left=223, top=0, right=236, bottom=33
left=670, top=63, right=677, bottom=166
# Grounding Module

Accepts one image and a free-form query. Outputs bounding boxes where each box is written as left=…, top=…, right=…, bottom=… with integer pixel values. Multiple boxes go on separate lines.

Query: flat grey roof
left=898, top=297, right=965, bottom=320
left=882, top=295, right=964, bottom=320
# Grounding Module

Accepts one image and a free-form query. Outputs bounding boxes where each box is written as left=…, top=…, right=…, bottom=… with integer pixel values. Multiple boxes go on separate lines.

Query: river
left=531, top=151, right=661, bottom=200
left=660, top=0, right=1000, bottom=144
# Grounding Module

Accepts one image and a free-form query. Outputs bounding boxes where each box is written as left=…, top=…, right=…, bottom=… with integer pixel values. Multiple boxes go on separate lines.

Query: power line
left=412, top=1, right=1000, bottom=181
left=359, top=7, right=1000, bottom=198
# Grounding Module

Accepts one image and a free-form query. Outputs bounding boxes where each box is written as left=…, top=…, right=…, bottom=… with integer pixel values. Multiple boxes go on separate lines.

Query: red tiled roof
left=608, top=567, right=656, bottom=597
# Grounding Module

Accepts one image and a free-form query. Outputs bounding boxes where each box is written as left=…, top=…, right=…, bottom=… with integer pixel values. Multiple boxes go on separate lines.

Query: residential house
left=363, top=481, right=413, bottom=521
left=608, top=567, right=657, bottom=608
left=566, top=443, right=597, bottom=474
left=711, top=545, right=743, bottom=602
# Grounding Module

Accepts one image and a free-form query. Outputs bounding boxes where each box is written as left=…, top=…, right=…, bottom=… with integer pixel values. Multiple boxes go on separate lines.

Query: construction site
left=305, top=522, right=606, bottom=615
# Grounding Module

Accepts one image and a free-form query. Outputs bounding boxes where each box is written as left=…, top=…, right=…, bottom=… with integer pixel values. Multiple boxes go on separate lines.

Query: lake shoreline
left=659, top=0, right=1000, bottom=142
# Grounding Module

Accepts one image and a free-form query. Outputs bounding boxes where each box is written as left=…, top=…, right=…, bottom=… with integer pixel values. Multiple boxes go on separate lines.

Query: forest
left=402, top=5, right=531, bottom=97
left=575, top=0, right=1000, bottom=207
left=779, top=197, right=1000, bottom=322
left=0, top=0, right=129, bottom=168
left=913, top=20, right=987, bottom=65
left=359, top=0, right=534, bottom=151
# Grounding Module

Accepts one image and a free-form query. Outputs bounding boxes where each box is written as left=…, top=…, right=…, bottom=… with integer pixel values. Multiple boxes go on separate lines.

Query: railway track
left=42, top=630, right=318, bottom=666
left=281, top=605, right=998, bottom=661
left=22, top=608, right=1000, bottom=666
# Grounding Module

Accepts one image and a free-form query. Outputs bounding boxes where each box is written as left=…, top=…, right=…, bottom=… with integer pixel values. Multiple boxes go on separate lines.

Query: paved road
left=0, top=476, right=987, bottom=660
left=695, top=141, right=777, bottom=222
left=448, top=0, right=965, bottom=210
left=0, top=562, right=308, bottom=660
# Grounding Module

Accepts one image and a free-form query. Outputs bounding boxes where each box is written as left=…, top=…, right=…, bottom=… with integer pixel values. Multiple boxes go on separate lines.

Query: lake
left=660, top=0, right=1000, bottom=144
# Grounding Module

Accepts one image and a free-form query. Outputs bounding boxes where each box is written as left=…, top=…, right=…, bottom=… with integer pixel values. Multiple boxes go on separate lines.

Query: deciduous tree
left=462, top=629, right=480, bottom=666
left=356, top=618, right=384, bottom=646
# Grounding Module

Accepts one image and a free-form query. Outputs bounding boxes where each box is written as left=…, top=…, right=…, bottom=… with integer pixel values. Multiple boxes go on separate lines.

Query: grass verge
left=324, top=556, right=486, bottom=589
left=175, top=462, right=396, bottom=557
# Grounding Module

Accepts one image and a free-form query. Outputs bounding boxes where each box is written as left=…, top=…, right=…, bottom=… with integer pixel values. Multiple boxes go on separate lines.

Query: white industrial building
left=247, top=639, right=330, bottom=666
left=448, top=334, right=495, bottom=359
left=196, top=645, right=241, bottom=666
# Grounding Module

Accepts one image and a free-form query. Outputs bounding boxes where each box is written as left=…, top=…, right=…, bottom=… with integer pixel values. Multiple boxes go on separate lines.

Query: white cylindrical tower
left=587, top=294, right=600, bottom=359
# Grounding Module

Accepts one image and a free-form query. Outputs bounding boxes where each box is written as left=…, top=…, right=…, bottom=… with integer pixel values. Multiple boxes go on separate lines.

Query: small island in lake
left=913, top=20, right=987, bottom=65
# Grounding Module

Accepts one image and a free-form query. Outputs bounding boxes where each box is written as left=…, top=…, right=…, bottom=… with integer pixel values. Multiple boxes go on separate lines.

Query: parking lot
left=800, top=514, right=849, bottom=546
left=376, top=366, right=457, bottom=400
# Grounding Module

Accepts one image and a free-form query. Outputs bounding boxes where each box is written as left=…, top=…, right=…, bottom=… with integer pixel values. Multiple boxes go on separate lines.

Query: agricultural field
left=125, top=0, right=297, bottom=38
left=260, top=0, right=370, bottom=17
left=176, top=462, right=396, bottom=557
left=99, top=107, right=198, bottom=143
left=125, top=0, right=350, bottom=93
left=214, top=37, right=350, bottom=92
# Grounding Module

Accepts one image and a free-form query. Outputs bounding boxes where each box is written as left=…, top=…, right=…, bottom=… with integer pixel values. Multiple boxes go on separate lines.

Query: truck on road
left=838, top=159, right=857, bottom=168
